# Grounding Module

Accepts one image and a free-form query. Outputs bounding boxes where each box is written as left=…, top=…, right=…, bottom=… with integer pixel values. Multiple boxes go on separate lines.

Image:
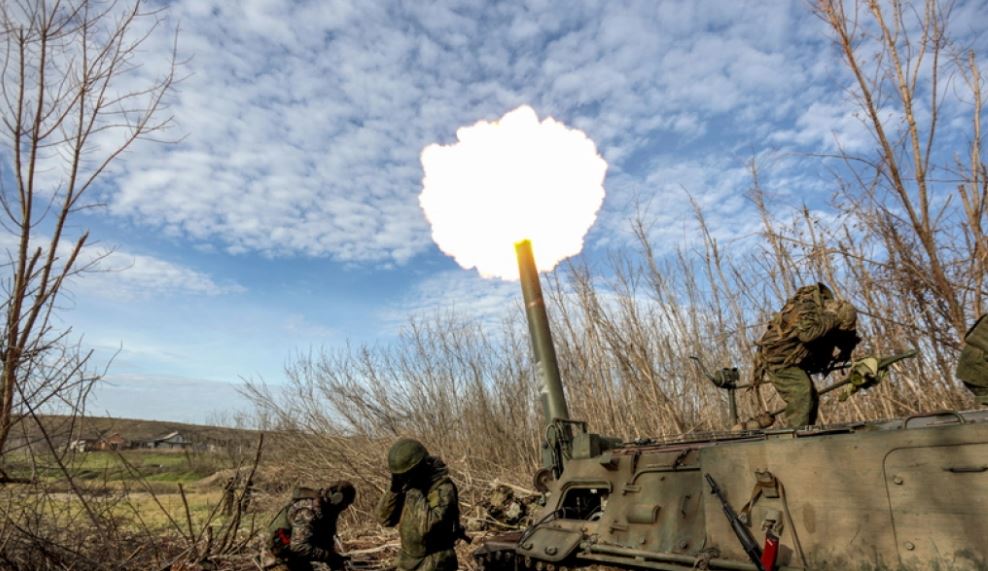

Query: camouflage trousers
left=768, top=366, right=819, bottom=427
left=964, top=382, right=988, bottom=406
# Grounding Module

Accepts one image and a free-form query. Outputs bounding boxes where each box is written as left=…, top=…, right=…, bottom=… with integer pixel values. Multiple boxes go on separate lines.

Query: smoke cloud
left=420, top=105, right=607, bottom=280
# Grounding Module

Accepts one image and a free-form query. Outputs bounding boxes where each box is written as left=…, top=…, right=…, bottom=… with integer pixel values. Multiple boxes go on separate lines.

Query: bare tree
left=814, top=0, right=987, bottom=340
left=0, top=0, right=177, bottom=458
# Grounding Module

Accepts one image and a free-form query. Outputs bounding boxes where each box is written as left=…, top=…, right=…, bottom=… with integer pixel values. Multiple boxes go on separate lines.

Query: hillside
left=6, top=414, right=259, bottom=451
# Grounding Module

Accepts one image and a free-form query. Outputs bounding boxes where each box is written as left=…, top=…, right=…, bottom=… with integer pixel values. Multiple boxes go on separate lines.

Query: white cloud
left=71, top=247, right=246, bottom=301
left=592, top=156, right=763, bottom=252
left=379, top=269, right=522, bottom=332
left=98, top=0, right=832, bottom=264
left=769, top=101, right=877, bottom=153
left=0, top=230, right=241, bottom=301
left=8, top=0, right=983, bottom=271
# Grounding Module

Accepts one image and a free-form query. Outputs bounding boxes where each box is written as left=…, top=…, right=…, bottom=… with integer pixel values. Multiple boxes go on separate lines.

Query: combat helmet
left=388, top=438, right=428, bottom=474
left=321, top=480, right=356, bottom=507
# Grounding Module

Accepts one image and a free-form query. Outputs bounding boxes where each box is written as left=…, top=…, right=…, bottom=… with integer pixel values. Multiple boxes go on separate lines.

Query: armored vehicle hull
left=492, top=241, right=988, bottom=570
left=475, top=410, right=988, bottom=570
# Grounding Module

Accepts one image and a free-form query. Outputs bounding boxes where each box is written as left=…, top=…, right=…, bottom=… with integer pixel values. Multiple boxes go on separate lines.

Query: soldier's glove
left=839, top=357, right=886, bottom=401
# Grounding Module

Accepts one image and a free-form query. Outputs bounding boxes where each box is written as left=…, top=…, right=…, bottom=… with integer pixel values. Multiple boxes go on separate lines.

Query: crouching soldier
left=752, top=283, right=860, bottom=427
left=957, top=314, right=988, bottom=407
left=376, top=438, right=466, bottom=571
left=261, top=481, right=356, bottom=571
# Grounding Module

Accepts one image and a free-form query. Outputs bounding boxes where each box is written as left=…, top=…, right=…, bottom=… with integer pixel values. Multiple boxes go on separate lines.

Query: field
left=7, top=440, right=254, bottom=504
left=0, top=431, right=409, bottom=571
left=0, top=417, right=287, bottom=569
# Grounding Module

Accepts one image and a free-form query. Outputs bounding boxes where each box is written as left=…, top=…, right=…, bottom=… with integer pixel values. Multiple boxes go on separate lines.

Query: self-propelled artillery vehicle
left=473, top=241, right=988, bottom=571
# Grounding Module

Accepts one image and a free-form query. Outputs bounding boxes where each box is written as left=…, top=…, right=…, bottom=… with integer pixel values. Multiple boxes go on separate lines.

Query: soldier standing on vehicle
left=957, top=314, right=988, bottom=406
left=261, top=481, right=356, bottom=571
left=752, top=283, right=860, bottom=427
left=376, top=438, right=465, bottom=571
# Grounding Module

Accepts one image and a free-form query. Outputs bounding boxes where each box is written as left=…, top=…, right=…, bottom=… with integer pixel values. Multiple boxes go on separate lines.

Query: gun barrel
left=515, top=240, right=569, bottom=422
left=878, top=349, right=918, bottom=369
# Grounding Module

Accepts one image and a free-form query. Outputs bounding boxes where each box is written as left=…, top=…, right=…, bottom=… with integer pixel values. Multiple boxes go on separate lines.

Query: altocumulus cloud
left=102, top=0, right=858, bottom=264
left=102, top=0, right=988, bottom=268
left=70, top=247, right=246, bottom=301
left=0, top=232, right=240, bottom=301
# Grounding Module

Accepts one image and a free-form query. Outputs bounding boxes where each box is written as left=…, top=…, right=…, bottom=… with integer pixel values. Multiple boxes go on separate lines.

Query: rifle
left=811, top=349, right=916, bottom=401
left=737, top=350, right=918, bottom=428
left=705, top=474, right=765, bottom=571
left=825, top=349, right=917, bottom=374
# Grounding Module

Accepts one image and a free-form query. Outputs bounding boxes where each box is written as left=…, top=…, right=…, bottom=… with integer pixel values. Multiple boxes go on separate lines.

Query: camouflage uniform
left=753, top=283, right=860, bottom=427
left=957, top=314, right=988, bottom=406
left=376, top=447, right=462, bottom=571
left=221, top=476, right=236, bottom=516
left=261, top=482, right=355, bottom=571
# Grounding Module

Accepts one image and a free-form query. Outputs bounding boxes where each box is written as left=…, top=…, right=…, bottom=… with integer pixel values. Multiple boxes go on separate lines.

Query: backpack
left=752, top=284, right=833, bottom=384
left=266, top=487, right=320, bottom=553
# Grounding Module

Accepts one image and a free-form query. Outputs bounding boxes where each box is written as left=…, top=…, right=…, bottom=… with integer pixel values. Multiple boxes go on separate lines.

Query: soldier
left=241, top=475, right=255, bottom=513
left=376, top=438, right=464, bottom=571
left=261, top=481, right=356, bottom=571
left=221, top=475, right=237, bottom=516
left=957, top=314, right=988, bottom=406
left=752, top=283, right=860, bottom=427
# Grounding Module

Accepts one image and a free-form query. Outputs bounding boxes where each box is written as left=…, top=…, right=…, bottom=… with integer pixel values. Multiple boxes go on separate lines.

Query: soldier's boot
left=769, top=367, right=819, bottom=427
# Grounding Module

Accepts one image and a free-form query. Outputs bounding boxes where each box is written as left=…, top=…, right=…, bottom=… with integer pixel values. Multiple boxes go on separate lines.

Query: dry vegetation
left=0, top=0, right=985, bottom=570
left=244, top=0, right=988, bottom=552
left=0, top=430, right=269, bottom=570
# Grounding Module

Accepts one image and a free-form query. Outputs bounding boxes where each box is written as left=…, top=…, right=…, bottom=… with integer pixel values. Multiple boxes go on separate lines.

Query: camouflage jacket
left=957, top=313, right=988, bottom=398
left=753, top=283, right=860, bottom=382
left=265, top=488, right=346, bottom=569
left=375, top=458, right=461, bottom=571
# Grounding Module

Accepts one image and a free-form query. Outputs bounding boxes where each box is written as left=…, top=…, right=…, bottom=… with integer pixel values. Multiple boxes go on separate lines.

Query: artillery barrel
left=515, top=239, right=569, bottom=422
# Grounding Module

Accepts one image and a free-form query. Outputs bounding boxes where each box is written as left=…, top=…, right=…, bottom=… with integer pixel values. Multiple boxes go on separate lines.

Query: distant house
left=144, top=431, right=193, bottom=450
left=97, top=432, right=128, bottom=451
left=69, top=432, right=130, bottom=452
left=69, top=438, right=97, bottom=452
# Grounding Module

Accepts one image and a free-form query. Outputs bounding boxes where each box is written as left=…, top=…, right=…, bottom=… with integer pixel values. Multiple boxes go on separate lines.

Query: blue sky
left=25, top=0, right=984, bottom=422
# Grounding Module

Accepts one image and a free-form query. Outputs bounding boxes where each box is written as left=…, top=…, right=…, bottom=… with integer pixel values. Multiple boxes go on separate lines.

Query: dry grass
left=0, top=435, right=268, bottom=570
